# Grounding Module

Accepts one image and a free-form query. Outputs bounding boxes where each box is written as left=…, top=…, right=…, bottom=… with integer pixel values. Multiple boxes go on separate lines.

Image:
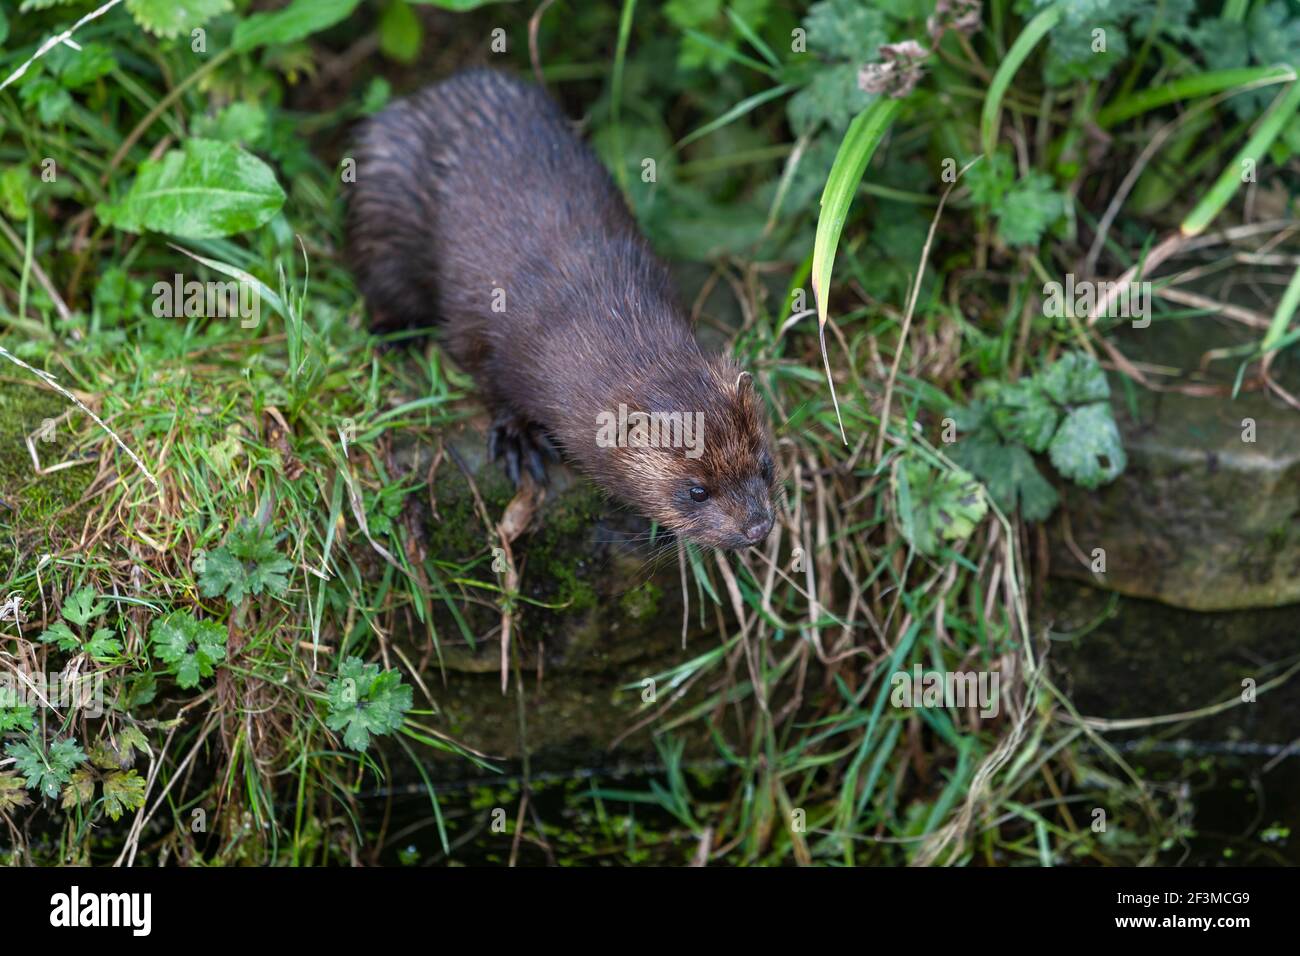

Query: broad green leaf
left=379, top=0, right=423, bottom=63
left=198, top=520, right=294, bottom=605
left=98, top=139, right=285, bottom=239
left=811, top=96, right=901, bottom=441
left=996, top=172, right=1066, bottom=247
left=989, top=380, right=1059, bottom=452
left=233, top=0, right=362, bottom=53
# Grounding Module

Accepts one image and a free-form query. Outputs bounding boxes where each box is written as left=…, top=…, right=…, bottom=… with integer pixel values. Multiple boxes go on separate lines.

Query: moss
left=0, top=382, right=95, bottom=572
left=620, top=581, right=662, bottom=621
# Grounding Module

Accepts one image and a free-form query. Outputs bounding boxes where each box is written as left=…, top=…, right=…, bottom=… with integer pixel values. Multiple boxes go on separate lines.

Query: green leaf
left=126, top=0, right=232, bottom=38
left=6, top=736, right=88, bottom=800
left=102, top=770, right=147, bottom=821
left=379, top=0, right=422, bottom=63
left=804, top=0, right=886, bottom=61
left=1041, top=351, right=1110, bottom=405
left=20, top=76, right=71, bottom=124
left=233, top=0, right=362, bottom=53
left=0, top=702, right=35, bottom=733
left=97, top=138, right=286, bottom=240
left=39, top=620, right=80, bottom=652
left=1, top=166, right=31, bottom=221
left=51, top=41, right=116, bottom=88
left=150, top=611, right=227, bottom=689
left=198, top=520, right=294, bottom=605
left=61, top=585, right=109, bottom=627
left=893, top=460, right=988, bottom=557
left=325, top=657, right=413, bottom=752
left=83, top=627, right=123, bottom=661
left=989, top=380, right=1059, bottom=452
left=996, top=171, right=1066, bottom=247
left=787, top=63, right=873, bottom=134
left=952, top=433, right=1060, bottom=523
left=810, top=95, right=901, bottom=441
left=1048, top=403, right=1126, bottom=489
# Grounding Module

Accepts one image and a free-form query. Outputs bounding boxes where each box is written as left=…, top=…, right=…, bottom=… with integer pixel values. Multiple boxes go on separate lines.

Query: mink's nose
left=743, top=514, right=774, bottom=545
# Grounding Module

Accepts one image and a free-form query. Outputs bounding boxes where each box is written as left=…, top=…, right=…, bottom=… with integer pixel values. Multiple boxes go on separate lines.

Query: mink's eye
left=689, top=486, right=709, bottom=502
left=759, top=456, right=774, bottom=483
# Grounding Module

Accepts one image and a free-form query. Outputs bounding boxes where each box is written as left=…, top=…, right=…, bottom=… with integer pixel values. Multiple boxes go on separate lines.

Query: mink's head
left=593, top=359, right=777, bottom=550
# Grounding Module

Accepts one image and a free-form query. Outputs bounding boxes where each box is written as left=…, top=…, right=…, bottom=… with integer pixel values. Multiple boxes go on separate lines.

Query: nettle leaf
left=996, top=172, right=1066, bottom=247
left=989, top=380, right=1059, bottom=452
left=1041, top=351, right=1110, bottom=405
left=126, top=0, right=233, bottom=39
left=61, top=585, right=109, bottom=628
left=6, top=736, right=88, bottom=799
left=97, top=138, right=286, bottom=240
left=1049, top=403, right=1126, bottom=489
left=199, top=520, right=294, bottom=605
left=39, top=620, right=80, bottom=652
left=894, top=461, right=988, bottom=557
left=325, top=657, right=413, bottom=752
left=150, top=611, right=227, bottom=689
left=102, top=771, right=147, bottom=821
left=0, top=773, right=30, bottom=813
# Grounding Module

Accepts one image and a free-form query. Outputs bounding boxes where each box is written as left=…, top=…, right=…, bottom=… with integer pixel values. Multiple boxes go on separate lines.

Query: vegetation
left=0, top=0, right=1296, bottom=865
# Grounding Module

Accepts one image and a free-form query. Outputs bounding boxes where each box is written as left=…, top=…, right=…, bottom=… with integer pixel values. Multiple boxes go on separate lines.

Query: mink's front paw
left=488, top=412, right=560, bottom=487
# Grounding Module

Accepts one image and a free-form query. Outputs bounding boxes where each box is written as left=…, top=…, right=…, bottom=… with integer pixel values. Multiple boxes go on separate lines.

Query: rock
left=1050, top=308, right=1300, bottom=610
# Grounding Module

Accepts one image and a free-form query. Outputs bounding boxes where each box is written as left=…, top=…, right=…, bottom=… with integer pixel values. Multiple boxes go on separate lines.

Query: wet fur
left=346, top=68, right=775, bottom=548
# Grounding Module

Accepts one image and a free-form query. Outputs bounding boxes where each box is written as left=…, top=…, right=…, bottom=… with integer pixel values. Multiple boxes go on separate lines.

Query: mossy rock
left=1049, top=311, right=1300, bottom=611
left=390, top=424, right=712, bottom=765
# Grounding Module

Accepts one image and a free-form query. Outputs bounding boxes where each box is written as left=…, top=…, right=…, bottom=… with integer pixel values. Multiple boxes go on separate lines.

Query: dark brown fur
left=346, top=68, right=775, bottom=549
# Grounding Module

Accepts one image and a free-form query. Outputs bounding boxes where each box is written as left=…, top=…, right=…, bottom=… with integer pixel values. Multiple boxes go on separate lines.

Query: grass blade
left=980, top=3, right=1062, bottom=156
left=1181, top=78, right=1300, bottom=237
left=810, top=95, right=902, bottom=442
